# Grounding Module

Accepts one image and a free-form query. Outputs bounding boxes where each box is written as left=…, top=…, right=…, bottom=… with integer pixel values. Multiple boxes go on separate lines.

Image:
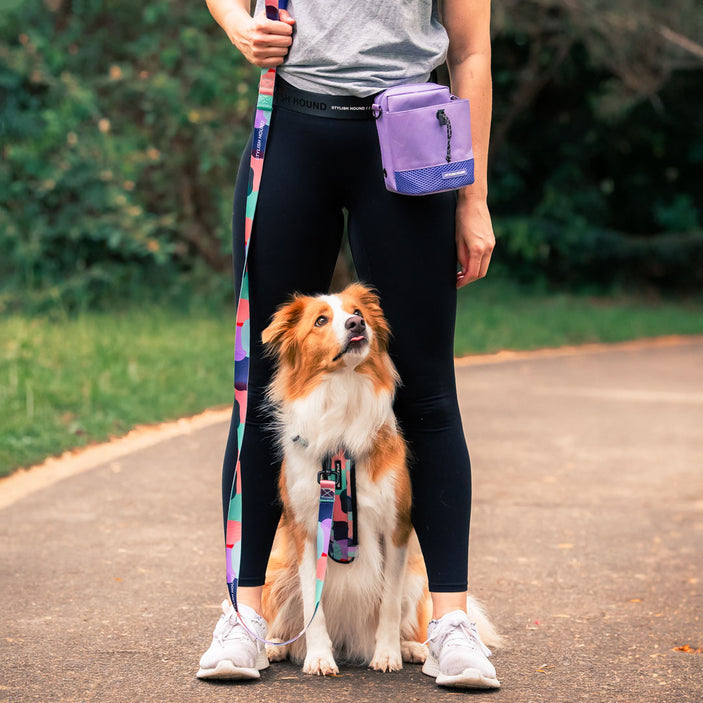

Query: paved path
left=2, top=340, right=702, bottom=703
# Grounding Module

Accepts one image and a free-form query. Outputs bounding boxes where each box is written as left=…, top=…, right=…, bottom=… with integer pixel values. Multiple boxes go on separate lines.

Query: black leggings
left=222, top=104, right=472, bottom=592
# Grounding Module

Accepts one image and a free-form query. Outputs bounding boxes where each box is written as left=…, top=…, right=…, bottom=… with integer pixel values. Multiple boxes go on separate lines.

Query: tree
left=1, top=0, right=256, bottom=309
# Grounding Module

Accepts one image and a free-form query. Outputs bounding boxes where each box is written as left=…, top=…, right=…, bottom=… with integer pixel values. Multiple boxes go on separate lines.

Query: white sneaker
left=196, top=600, right=269, bottom=680
left=422, top=610, right=500, bottom=689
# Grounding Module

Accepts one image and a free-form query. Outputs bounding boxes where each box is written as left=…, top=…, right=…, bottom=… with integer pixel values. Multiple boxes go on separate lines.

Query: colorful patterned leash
left=223, top=0, right=340, bottom=647
left=327, top=451, right=358, bottom=564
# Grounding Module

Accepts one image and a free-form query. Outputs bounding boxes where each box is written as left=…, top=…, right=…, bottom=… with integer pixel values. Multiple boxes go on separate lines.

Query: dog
left=259, top=283, right=499, bottom=675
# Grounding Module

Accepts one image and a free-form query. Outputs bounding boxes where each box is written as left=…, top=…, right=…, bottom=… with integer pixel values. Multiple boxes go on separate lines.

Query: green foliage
left=1, top=0, right=256, bottom=310
left=654, top=194, right=700, bottom=232
left=1, top=0, right=702, bottom=309
left=493, top=218, right=703, bottom=291
left=488, top=0, right=703, bottom=290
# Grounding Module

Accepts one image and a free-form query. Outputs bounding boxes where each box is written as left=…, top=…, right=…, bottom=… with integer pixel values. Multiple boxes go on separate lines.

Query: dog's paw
left=401, top=640, right=428, bottom=664
left=265, top=639, right=289, bottom=662
left=303, top=651, right=339, bottom=676
left=370, top=646, right=403, bottom=672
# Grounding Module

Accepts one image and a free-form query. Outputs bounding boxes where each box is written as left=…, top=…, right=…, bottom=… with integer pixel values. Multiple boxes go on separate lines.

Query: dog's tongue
left=350, top=336, right=365, bottom=343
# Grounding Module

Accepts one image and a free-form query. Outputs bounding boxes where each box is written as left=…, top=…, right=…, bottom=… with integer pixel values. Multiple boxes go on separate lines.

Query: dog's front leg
left=370, top=541, right=407, bottom=672
left=299, top=537, right=338, bottom=675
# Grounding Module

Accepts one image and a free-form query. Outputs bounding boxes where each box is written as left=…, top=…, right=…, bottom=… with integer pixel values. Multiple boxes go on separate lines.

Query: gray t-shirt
left=256, top=0, right=449, bottom=96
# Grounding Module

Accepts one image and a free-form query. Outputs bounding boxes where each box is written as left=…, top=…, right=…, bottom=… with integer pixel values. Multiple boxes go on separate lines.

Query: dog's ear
left=261, top=295, right=307, bottom=353
left=344, top=283, right=391, bottom=352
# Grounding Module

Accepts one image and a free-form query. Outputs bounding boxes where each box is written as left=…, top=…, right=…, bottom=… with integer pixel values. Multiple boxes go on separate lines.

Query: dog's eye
left=314, top=315, right=328, bottom=327
left=354, top=309, right=363, bottom=318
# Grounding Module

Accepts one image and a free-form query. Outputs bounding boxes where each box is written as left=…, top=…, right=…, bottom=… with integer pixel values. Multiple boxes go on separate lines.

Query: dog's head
left=262, top=284, right=392, bottom=384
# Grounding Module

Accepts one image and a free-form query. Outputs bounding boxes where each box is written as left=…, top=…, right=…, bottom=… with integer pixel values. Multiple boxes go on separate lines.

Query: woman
left=198, top=0, right=497, bottom=689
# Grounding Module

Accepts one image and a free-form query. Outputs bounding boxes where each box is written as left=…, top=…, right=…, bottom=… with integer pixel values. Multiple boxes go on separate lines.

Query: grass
left=455, top=278, right=703, bottom=353
left=0, top=305, right=235, bottom=476
left=2, top=279, right=702, bottom=476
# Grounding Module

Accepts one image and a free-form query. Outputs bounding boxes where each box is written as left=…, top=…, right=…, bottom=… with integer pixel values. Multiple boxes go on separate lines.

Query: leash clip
left=318, top=458, right=343, bottom=489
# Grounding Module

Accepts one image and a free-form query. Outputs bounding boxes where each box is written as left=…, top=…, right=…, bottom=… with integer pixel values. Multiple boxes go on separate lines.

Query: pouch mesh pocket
left=394, top=159, right=475, bottom=196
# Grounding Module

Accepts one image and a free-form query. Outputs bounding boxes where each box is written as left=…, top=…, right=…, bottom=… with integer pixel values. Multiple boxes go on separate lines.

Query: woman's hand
left=455, top=194, right=495, bottom=288
left=223, top=6, right=295, bottom=68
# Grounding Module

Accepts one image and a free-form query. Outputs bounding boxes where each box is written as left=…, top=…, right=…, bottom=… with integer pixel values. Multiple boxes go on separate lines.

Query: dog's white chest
left=280, top=370, right=395, bottom=460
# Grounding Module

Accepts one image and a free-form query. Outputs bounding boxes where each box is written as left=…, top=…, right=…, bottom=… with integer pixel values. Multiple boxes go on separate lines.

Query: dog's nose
left=345, top=315, right=365, bottom=334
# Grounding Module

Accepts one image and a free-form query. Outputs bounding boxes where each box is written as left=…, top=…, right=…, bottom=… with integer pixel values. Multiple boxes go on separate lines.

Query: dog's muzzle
left=333, top=316, right=368, bottom=361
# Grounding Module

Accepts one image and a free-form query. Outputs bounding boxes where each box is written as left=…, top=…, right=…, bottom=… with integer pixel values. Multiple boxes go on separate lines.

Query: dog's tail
left=467, top=595, right=504, bottom=649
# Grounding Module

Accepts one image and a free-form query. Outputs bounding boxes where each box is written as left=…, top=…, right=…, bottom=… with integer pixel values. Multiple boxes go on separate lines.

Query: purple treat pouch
left=372, top=83, right=474, bottom=196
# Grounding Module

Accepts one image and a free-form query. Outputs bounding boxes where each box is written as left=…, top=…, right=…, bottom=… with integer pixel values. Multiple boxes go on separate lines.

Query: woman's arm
left=205, top=0, right=295, bottom=68
left=442, top=0, right=495, bottom=287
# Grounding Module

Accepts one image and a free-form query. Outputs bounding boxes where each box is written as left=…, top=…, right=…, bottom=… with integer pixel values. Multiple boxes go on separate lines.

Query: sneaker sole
left=435, top=668, right=500, bottom=689
left=422, top=660, right=500, bottom=690
left=196, top=657, right=269, bottom=681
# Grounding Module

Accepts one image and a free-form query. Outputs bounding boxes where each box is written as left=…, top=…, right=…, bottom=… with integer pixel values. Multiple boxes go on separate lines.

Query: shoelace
left=425, top=618, right=492, bottom=658
left=215, top=611, right=258, bottom=647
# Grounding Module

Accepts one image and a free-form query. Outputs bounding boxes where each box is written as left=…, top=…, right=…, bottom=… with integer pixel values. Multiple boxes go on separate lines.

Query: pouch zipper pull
left=436, top=109, right=452, bottom=163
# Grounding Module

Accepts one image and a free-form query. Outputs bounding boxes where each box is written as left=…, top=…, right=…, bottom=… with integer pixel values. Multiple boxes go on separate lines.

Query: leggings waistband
left=273, top=77, right=378, bottom=120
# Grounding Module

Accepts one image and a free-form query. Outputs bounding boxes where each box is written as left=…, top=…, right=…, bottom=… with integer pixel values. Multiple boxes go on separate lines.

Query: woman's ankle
left=430, top=591, right=468, bottom=620
left=235, top=585, right=264, bottom=615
